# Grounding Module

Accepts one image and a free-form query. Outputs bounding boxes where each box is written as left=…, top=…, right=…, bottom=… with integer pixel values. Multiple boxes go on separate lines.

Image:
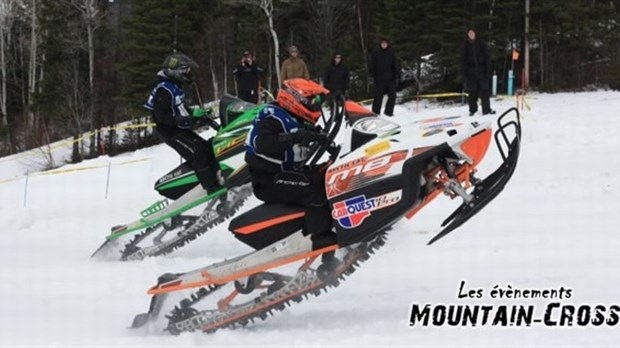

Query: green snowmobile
left=91, top=94, right=262, bottom=261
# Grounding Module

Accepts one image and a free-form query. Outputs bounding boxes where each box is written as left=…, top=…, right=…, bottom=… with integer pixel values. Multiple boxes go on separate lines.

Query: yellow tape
left=2, top=157, right=152, bottom=182
left=37, top=157, right=152, bottom=175
left=118, top=157, right=152, bottom=165
left=39, top=164, right=107, bottom=176
left=415, top=92, right=467, bottom=99
left=0, top=176, right=19, bottom=185
left=0, top=123, right=157, bottom=164
left=113, top=123, right=156, bottom=130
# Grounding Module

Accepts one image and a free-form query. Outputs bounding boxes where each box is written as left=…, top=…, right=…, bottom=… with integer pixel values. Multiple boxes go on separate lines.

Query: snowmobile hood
left=327, top=115, right=495, bottom=199
left=347, top=114, right=493, bottom=159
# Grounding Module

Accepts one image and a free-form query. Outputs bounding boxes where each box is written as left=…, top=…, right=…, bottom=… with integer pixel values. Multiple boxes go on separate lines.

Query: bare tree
left=0, top=0, right=21, bottom=128
left=225, top=0, right=285, bottom=88
left=27, top=0, right=38, bottom=145
left=62, top=0, right=104, bottom=157
left=208, top=44, right=219, bottom=100
left=303, top=0, right=350, bottom=75
left=57, top=56, right=89, bottom=162
left=355, top=0, right=369, bottom=92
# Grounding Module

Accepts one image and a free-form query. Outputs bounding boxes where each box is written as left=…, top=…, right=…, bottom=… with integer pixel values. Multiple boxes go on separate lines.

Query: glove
left=192, top=107, right=207, bottom=118
left=293, top=129, right=326, bottom=146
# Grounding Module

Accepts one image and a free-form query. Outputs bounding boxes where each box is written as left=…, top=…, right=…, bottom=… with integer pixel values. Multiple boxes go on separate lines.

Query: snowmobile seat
left=154, top=161, right=199, bottom=200
left=229, top=203, right=305, bottom=250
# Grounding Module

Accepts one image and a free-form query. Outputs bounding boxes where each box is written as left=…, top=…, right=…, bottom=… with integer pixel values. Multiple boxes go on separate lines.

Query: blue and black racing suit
left=145, top=72, right=221, bottom=193
left=245, top=104, right=335, bottom=249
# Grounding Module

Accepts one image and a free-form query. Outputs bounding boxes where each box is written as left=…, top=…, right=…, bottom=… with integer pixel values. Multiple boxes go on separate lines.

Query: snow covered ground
left=1, top=91, right=619, bottom=347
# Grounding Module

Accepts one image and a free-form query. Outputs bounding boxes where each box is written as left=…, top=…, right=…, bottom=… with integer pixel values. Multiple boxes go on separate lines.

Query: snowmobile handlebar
left=307, top=93, right=345, bottom=167
left=202, top=116, right=220, bottom=131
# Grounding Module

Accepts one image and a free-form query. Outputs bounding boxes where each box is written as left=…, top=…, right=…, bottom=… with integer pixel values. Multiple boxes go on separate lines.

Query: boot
left=311, top=230, right=337, bottom=250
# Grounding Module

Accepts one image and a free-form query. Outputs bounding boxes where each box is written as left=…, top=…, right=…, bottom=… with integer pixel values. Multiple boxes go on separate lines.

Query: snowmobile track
left=163, top=230, right=389, bottom=335
left=120, top=185, right=252, bottom=261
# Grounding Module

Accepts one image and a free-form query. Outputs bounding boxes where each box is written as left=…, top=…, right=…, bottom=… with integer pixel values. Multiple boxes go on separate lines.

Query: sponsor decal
left=326, top=150, right=408, bottom=198
left=274, top=179, right=310, bottom=187
left=331, top=190, right=401, bottom=229
left=214, top=130, right=249, bottom=157
left=421, top=120, right=462, bottom=131
left=418, top=116, right=461, bottom=124
left=363, top=140, right=391, bottom=157
left=422, top=128, right=444, bottom=137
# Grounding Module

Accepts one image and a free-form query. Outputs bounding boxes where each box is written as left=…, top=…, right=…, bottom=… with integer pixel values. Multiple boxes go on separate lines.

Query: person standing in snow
left=233, top=51, right=264, bottom=104
left=280, top=45, right=310, bottom=83
left=323, top=53, right=350, bottom=97
left=460, top=28, right=495, bottom=116
left=368, top=38, right=399, bottom=117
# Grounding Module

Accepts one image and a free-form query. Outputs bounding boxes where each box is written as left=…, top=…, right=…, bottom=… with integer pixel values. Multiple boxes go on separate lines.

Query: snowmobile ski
left=119, top=183, right=253, bottom=261
left=107, top=186, right=228, bottom=241
left=427, top=108, right=521, bottom=244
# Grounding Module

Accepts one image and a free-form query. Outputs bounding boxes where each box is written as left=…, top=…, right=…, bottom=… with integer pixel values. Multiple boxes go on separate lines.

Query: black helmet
left=162, top=53, right=198, bottom=84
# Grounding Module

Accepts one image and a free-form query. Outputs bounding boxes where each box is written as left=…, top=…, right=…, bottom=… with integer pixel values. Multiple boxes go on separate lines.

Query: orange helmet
left=277, top=79, right=330, bottom=124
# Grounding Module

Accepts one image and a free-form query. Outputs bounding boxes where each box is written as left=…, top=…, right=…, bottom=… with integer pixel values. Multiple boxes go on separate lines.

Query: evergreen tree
left=119, top=0, right=211, bottom=115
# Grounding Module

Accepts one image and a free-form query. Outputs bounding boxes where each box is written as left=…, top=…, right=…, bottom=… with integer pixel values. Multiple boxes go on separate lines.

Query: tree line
left=0, top=0, right=618, bottom=160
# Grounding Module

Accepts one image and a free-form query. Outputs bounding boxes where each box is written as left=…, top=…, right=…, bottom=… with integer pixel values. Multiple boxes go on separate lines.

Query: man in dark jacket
left=323, top=53, right=350, bottom=97
left=369, top=38, right=399, bottom=116
left=461, top=28, right=495, bottom=116
left=145, top=53, right=224, bottom=195
left=233, top=51, right=264, bottom=104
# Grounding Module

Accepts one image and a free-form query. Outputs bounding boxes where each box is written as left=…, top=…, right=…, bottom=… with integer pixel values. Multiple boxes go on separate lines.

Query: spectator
left=460, top=28, right=495, bottom=116
left=281, top=45, right=310, bottom=82
left=232, top=51, right=264, bottom=104
left=368, top=38, right=399, bottom=116
left=323, top=53, right=350, bottom=97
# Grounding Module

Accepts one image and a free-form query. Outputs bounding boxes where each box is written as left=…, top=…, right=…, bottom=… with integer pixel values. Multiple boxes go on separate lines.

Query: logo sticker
left=331, top=191, right=402, bottom=229
left=421, top=120, right=462, bottom=130
left=325, top=150, right=408, bottom=198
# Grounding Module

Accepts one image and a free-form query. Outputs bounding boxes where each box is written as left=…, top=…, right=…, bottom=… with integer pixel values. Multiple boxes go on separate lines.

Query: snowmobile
left=92, top=95, right=379, bottom=261
left=91, top=95, right=262, bottom=261
left=130, top=94, right=522, bottom=334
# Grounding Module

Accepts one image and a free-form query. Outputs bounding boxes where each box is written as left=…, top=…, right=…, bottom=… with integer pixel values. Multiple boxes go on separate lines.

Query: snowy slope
left=1, top=91, right=619, bottom=347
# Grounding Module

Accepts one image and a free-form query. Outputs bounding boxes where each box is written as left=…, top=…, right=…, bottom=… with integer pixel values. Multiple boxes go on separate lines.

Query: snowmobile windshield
left=228, top=100, right=257, bottom=114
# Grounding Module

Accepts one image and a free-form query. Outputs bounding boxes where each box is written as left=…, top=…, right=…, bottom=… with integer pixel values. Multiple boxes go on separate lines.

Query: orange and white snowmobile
left=131, top=94, right=522, bottom=334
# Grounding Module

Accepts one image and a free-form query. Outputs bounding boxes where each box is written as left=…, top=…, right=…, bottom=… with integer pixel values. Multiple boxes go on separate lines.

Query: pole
left=172, top=15, right=178, bottom=53
left=23, top=171, right=29, bottom=207
left=104, top=161, right=112, bottom=199
left=524, top=0, right=530, bottom=91
left=508, top=41, right=515, bottom=95
left=492, top=71, right=498, bottom=96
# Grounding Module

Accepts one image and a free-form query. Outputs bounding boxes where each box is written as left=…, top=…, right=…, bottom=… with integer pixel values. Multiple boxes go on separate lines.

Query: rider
left=245, top=78, right=336, bottom=250
left=145, top=53, right=224, bottom=195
